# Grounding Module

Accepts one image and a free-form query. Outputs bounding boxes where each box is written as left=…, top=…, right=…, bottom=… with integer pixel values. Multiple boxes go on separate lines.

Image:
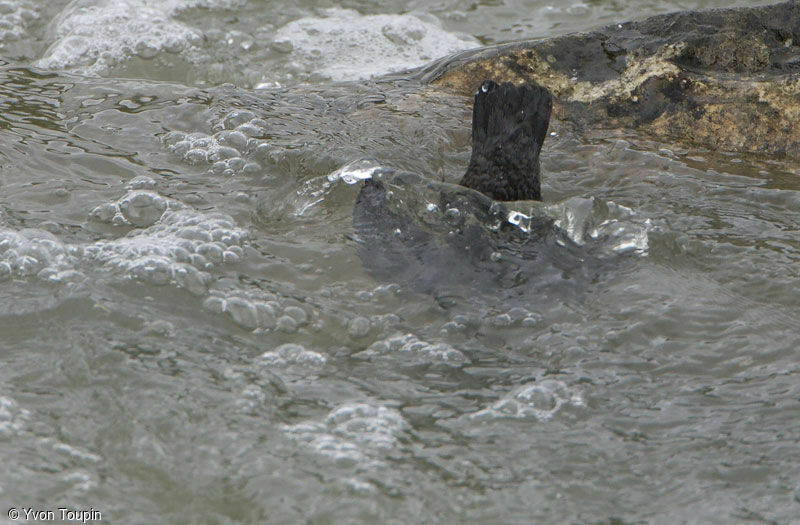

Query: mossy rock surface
left=421, top=1, right=800, bottom=157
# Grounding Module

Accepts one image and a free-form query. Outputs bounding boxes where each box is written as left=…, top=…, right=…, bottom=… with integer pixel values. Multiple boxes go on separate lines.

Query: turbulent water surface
left=1, top=0, right=798, bottom=523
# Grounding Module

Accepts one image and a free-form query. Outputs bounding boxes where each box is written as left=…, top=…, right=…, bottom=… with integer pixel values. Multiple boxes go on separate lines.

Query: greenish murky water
left=1, top=1, right=798, bottom=523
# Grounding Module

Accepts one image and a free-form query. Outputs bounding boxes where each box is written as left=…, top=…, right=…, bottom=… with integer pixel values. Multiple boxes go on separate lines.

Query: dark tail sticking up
left=459, top=80, right=552, bottom=201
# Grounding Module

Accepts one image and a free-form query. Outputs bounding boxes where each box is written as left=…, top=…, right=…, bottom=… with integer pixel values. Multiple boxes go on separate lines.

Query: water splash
left=327, top=159, right=388, bottom=185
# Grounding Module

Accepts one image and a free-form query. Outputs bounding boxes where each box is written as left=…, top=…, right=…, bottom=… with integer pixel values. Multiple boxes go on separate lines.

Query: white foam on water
left=259, top=343, right=327, bottom=368
left=86, top=192, right=248, bottom=294
left=0, top=228, right=79, bottom=282
left=204, top=293, right=278, bottom=330
left=204, top=291, right=317, bottom=333
left=0, top=395, right=103, bottom=494
left=161, top=112, right=266, bottom=176
left=52, top=441, right=103, bottom=464
left=283, top=402, right=407, bottom=469
left=0, top=0, right=39, bottom=46
left=488, top=307, right=542, bottom=328
left=1, top=190, right=247, bottom=295
left=272, top=8, right=479, bottom=81
left=37, top=2, right=478, bottom=81
left=470, top=380, right=585, bottom=422
left=0, top=395, right=30, bottom=439
left=36, top=0, right=204, bottom=75
left=354, top=333, right=466, bottom=365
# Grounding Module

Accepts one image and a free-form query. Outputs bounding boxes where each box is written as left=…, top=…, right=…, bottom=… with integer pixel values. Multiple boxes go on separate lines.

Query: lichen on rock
left=422, top=1, right=800, bottom=157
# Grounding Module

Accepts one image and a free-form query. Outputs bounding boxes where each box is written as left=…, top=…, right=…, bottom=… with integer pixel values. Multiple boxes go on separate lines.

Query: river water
left=1, top=0, right=798, bottom=523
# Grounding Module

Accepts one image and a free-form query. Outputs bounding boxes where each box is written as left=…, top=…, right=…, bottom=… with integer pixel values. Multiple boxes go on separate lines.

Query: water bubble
left=347, top=316, right=370, bottom=338
left=128, top=256, right=173, bottom=285
left=135, top=41, right=158, bottom=59
left=0, top=261, right=11, bottom=282
left=522, top=315, right=541, bottom=327
left=188, top=253, right=208, bottom=269
left=492, top=313, right=513, bottom=327
left=242, top=161, right=261, bottom=174
left=216, top=130, right=248, bottom=152
left=224, top=157, right=246, bottom=172
left=255, top=302, right=277, bottom=329
left=283, top=306, right=307, bottom=324
left=441, top=321, right=465, bottom=333
left=260, top=343, right=326, bottom=367
left=164, top=38, right=184, bottom=54
left=226, top=296, right=259, bottom=329
left=223, top=110, right=256, bottom=129
left=161, top=131, right=185, bottom=147
left=173, top=265, right=208, bottom=295
left=211, top=161, right=227, bottom=175
left=209, top=146, right=240, bottom=162
left=225, top=30, right=254, bottom=51
left=222, top=250, right=241, bottom=264
left=203, top=295, right=226, bottom=314
left=127, top=175, right=157, bottom=190
left=507, top=307, right=529, bottom=321
left=185, top=148, right=208, bottom=164
left=235, top=122, right=265, bottom=138
left=196, top=242, right=224, bottom=264
left=276, top=315, right=298, bottom=333
left=118, top=191, right=168, bottom=227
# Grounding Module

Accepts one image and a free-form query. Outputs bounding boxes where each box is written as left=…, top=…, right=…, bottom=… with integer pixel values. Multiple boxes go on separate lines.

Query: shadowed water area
left=1, top=1, right=799, bottom=523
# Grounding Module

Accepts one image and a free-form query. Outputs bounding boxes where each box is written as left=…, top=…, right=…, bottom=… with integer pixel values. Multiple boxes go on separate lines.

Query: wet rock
left=422, top=1, right=800, bottom=157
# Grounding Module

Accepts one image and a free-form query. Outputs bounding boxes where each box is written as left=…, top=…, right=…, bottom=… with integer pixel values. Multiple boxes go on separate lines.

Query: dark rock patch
left=421, top=1, right=800, bottom=157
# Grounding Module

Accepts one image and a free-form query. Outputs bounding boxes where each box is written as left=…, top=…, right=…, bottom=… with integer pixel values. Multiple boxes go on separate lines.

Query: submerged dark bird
left=351, top=80, right=616, bottom=305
